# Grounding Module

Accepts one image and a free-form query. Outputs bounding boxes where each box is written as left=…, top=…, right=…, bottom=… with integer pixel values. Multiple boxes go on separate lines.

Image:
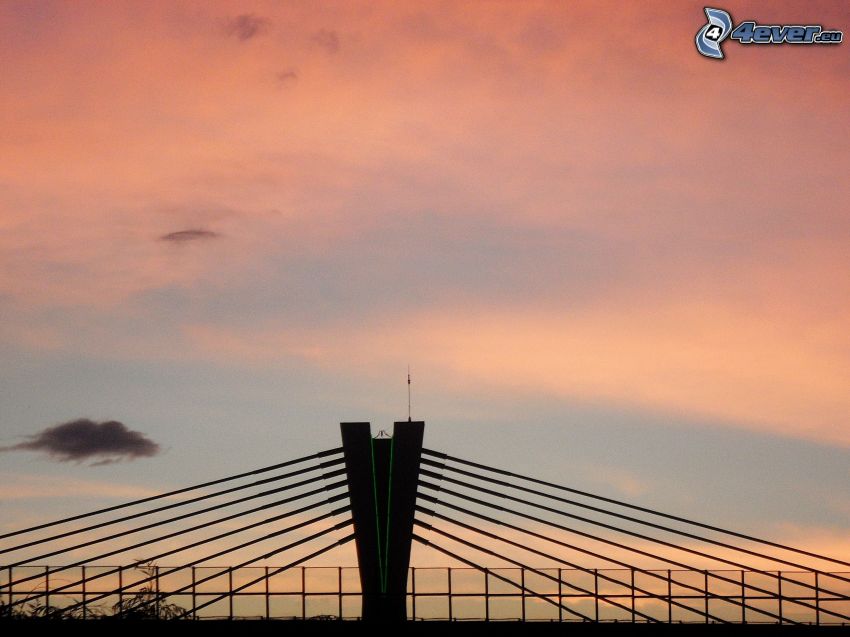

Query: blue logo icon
left=695, top=8, right=733, bottom=59
left=696, top=7, right=844, bottom=59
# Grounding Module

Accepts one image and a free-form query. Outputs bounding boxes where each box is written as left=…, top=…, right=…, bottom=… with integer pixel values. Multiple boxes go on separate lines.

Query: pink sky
left=1, top=1, right=849, bottom=577
left=2, top=1, right=848, bottom=444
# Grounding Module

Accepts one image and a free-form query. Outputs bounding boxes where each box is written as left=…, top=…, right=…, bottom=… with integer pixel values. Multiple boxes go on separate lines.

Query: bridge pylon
left=340, top=420, right=424, bottom=622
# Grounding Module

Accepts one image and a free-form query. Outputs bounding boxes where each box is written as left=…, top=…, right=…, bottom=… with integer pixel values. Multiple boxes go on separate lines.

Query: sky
left=1, top=0, right=849, bottom=575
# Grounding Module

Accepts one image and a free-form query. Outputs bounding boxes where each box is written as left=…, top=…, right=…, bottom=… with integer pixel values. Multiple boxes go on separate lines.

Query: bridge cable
left=416, top=506, right=688, bottom=623
left=419, top=479, right=849, bottom=623
left=411, top=530, right=593, bottom=622
left=423, top=457, right=850, bottom=583
left=181, top=532, right=356, bottom=619
left=420, top=477, right=850, bottom=622
left=3, top=469, right=346, bottom=566
left=423, top=448, right=850, bottom=570
left=10, top=500, right=349, bottom=610
left=418, top=498, right=782, bottom=624
left=418, top=492, right=804, bottom=624
left=48, top=510, right=352, bottom=618
left=420, top=466, right=850, bottom=604
left=3, top=479, right=347, bottom=592
left=0, top=447, right=343, bottom=541
left=1, top=457, right=345, bottom=555
left=418, top=503, right=734, bottom=624
left=117, top=518, right=354, bottom=618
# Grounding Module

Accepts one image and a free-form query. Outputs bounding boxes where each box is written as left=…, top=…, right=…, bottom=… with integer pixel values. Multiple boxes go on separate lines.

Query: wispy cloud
left=311, top=29, right=339, bottom=54
left=276, top=69, right=298, bottom=84
left=224, top=14, right=270, bottom=41
left=2, top=419, right=161, bottom=464
left=159, top=229, right=219, bottom=243
left=582, top=465, right=651, bottom=497
left=181, top=294, right=850, bottom=447
left=0, top=472, right=158, bottom=500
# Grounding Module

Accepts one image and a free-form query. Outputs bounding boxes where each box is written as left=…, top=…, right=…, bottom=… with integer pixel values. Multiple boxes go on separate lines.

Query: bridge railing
left=2, top=565, right=363, bottom=620
left=408, top=567, right=850, bottom=623
left=3, top=565, right=849, bottom=622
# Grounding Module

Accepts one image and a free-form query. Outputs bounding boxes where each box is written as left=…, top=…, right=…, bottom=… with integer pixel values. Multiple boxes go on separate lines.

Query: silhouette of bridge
left=2, top=421, right=849, bottom=624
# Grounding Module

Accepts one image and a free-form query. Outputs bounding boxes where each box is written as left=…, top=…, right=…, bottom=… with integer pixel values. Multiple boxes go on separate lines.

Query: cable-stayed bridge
left=2, top=421, right=849, bottom=624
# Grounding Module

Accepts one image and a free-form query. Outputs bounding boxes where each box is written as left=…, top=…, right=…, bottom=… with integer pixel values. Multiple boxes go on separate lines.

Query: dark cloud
left=277, top=69, right=298, bottom=84
left=2, top=419, right=161, bottom=464
left=311, top=29, right=339, bottom=54
left=159, top=229, right=219, bottom=243
left=225, top=14, right=270, bottom=41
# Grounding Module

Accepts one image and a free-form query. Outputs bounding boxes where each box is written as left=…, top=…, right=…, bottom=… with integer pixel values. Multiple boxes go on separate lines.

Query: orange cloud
left=0, top=472, right=159, bottom=500
left=180, top=281, right=850, bottom=446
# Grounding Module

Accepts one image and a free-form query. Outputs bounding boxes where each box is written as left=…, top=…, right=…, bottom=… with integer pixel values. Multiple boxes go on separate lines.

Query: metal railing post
left=484, top=568, right=490, bottom=622
left=594, top=568, right=599, bottom=622
left=448, top=567, right=453, bottom=621
left=667, top=569, right=672, bottom=623
left=411, top=567, right=416, bottom=620
left=82, top=565, right=87, bottom=619
left=631, top=568, right=636, bottom=623
left=338, top=567, right=343, bottom=620
left=264, top=566, right=270, bottom=620
left=815, top=571, right=820, bottom=627
left=741, top=570, right=746, bottom=624
left=191, top=566, right=197, bottom=620
left=558, top=567, right=563, bottom=623
left=228, top=568, right=234, bottom=620
left=777, top=571, right=783, bottom=625
left=521, top=568, right=526, bottom=622
left=301, top=567, right=306, bottom=619
left=118, top=566, right=124, bottom=619
left=704, top=569, right=709, bottom=624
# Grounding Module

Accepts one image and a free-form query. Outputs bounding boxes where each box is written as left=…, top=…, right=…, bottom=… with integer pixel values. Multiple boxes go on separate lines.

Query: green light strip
left=369, top=436, right=385, bottom=592
left=383, top=436, right=395, bottom=594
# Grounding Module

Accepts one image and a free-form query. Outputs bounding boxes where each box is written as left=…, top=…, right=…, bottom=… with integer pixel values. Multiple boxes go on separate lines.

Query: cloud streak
left=2, top=419, right=161, bottom=464
left=159, top=229, right=220, bottom=243
left=181, top=293, right=850, bottom=447
left=224, top=14, right=270, bottom=41
left=276, top=69, right=298, bottom=84
left=0, top=472, right=159, bottom=500
left=311, top=29, right=339, bottom=54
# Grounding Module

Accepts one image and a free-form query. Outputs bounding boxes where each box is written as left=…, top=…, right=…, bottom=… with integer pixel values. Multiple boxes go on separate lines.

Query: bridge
left=2, top=421, right=849, bottom=624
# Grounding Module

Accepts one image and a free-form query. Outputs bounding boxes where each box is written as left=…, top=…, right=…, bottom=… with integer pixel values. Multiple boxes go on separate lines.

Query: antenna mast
left=407, top=366, right=412, bottom=422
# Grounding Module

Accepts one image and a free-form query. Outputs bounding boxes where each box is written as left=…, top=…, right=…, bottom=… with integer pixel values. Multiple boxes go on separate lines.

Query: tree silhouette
left=110, top=561, right=184, bottom=620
